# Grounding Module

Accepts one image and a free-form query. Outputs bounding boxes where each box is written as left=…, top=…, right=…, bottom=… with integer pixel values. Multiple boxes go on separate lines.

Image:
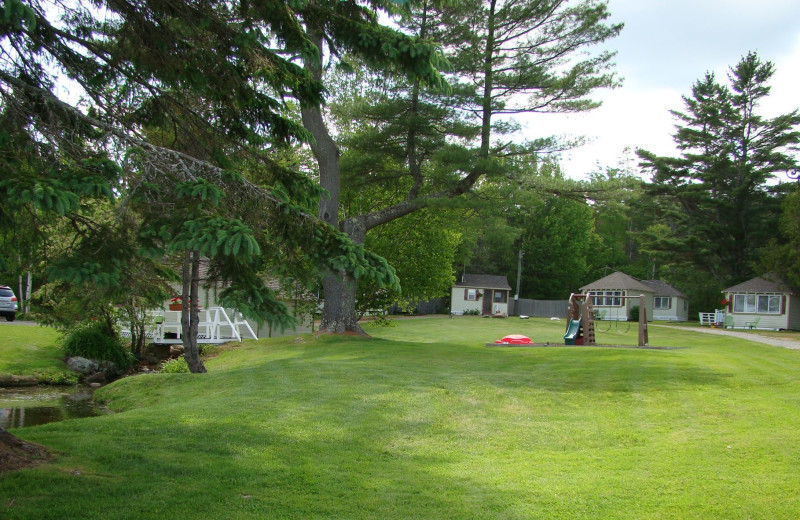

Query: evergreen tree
left=1, top=0, right=406, bottom=368
left=638, top=52, right=800, bottom=288
left=304, top=0, right=622, bottom=331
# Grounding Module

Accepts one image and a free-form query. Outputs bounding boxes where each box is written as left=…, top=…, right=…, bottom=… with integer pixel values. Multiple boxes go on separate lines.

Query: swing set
left=563, top=293, right=649, bottom=347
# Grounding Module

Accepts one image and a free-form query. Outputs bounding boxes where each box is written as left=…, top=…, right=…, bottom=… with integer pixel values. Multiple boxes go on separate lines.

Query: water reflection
left=0, top=386, right=107, bottom=429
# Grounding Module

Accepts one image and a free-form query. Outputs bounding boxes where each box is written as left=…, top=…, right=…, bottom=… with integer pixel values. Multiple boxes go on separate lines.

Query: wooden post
left=638, top=294, right=648, bottom=346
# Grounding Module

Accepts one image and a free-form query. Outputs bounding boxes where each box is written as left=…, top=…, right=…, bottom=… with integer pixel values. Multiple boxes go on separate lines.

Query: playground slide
left=564, top=319, right=581, bottom=344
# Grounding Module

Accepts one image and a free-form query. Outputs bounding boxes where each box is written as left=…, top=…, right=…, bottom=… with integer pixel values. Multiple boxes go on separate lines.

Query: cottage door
left=482, top=290, right=493, bottom=315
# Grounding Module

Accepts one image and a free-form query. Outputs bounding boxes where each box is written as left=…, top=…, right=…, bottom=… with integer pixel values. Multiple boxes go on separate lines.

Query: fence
left=510, top=299, right=569, bottom=318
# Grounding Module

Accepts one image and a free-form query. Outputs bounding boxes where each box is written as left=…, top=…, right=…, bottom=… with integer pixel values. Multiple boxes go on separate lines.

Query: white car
left=0, top=285, right=18, bottom=321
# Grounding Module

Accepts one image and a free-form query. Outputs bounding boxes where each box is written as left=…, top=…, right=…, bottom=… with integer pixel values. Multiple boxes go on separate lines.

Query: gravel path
left=653, top=324, right=800, bottom=351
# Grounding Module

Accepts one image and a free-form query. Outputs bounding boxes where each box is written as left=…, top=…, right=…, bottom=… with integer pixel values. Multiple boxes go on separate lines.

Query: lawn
left=0, top=324, right=70, bottom=382
left=3, top=316, right=800, bottom=519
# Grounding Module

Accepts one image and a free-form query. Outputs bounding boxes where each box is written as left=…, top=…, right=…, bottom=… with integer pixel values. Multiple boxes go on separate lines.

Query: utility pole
left=514, top=249, right=523, bottom=315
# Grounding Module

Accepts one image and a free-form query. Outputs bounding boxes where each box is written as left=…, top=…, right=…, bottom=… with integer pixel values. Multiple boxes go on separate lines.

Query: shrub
left=463, top=309, right=481, bottom=316
left=161, top=357, right=189, bottom=373
left=35, top=370, right=80, bottom=385
left=61, top=321, right=133, bottom=371
left=629, top=306, right=640, bottom=322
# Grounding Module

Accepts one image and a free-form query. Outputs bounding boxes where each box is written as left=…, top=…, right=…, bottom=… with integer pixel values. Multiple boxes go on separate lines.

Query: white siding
left=725, top=291, right=797, bottom=330
left=652, top=296, right=689, bottom=321
left=450, top=287, right=509, bottom=315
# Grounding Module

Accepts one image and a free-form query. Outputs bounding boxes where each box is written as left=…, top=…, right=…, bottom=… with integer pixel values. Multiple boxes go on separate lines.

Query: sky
left=528, top=0, right=800, bottom=180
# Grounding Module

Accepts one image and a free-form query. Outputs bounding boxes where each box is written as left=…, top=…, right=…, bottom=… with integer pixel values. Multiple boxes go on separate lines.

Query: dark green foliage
left=638, top=52, right=800, bottom=287
left=61, top=321, right=133, bottom=371
left=629, top=305, right=639, bottom=322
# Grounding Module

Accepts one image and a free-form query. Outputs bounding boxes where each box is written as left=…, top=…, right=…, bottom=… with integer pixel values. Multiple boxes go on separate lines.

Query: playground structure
left=563, top=293, right=649, bottom=347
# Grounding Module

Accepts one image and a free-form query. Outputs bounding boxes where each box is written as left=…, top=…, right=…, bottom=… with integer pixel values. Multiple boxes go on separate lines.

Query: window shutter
left=464, top=288, right=468, bottom=300
left=781, top=295, right=786, bottom=315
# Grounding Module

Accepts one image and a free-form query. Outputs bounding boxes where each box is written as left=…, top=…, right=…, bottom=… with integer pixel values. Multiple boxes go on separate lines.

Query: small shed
left=451, top=274, right=512, bottom=316
left=580, top=272, right=654, bottom=321
left=722, top=274, right=799, bottom=330
left=641, top=280, right=689, bottom=321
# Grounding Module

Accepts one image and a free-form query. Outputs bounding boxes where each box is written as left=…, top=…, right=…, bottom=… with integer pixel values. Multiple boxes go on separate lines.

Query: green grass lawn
left=3, top=316, right=800, bottom=519
left=0, top=324, right=71, bottom=383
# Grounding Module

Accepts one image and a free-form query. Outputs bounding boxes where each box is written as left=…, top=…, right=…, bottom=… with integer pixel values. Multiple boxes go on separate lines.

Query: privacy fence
left=509, top=299, right=569, bottom=318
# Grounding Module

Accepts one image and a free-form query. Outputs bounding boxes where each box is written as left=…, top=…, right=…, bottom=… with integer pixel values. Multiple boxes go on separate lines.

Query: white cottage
left=580, top=271, right=655, bottom=321
left=641, top=280, right=689, bottom=321
left=450, top=274, right=511, bottom=316
left=722, top=274, right=799, bottom=330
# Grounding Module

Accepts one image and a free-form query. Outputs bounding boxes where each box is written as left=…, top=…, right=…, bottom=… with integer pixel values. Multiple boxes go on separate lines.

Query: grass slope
left=0, top=325, right=67, bottom=380
left=2, top=317, right=800, bottom=519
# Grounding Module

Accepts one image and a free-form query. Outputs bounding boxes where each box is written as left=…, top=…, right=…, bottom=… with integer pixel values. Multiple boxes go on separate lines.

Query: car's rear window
left=0, top=289, right=13, bottom=297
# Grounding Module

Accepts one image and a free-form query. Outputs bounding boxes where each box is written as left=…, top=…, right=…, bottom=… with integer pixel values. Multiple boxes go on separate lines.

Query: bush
left=61, top=321, right=133, bottom=371
left=161, top=357, right=189, bottom=373
left=35, top=370, right=80, bottom=385
left=629, top=306, right=640, bottom=322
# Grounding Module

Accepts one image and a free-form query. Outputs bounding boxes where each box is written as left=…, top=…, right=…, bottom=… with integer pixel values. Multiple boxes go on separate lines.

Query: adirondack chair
left=723, top=315, right=734, bottom=329
left=745, top=316, right=760, bottom=329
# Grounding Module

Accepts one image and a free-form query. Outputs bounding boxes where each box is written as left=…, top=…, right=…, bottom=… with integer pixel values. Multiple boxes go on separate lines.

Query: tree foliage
left=638, top=52, right=800, bottom=288
left=1, top=0, right=407, bottom=365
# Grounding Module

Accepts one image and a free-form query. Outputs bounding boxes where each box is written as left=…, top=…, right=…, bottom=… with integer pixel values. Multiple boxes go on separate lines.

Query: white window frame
left=589, top=290, right=622, bottom=307
left=494, top=291, right=507, bottom=303
left=466, top=288, right=477, bottom=301
left=732, top=293, right=781, bottom=314
left=654, top=296, right=671, bottom=310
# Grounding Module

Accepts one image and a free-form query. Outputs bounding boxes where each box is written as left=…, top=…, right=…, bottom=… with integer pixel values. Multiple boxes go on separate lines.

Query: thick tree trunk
left=301, top=31, right=365, bottom=334
left=318, top=218, right=367, bottom=334
left=0, top=425, right=51, bottom=473
left=181, top=251, right=206, bottom=373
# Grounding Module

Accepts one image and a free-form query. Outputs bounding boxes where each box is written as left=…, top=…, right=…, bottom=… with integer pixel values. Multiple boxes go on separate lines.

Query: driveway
left=0, top=320, right=39, bottom=326
left=653, top=324, right=800, bottom=351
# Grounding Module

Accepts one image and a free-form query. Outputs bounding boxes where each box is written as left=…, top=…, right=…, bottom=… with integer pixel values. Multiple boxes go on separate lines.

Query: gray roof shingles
left=454, top=274, right=512, bottom=290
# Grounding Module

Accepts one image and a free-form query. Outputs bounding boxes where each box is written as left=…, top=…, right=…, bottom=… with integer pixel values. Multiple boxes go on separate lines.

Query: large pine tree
left=638, top=52, right=800, bottom=287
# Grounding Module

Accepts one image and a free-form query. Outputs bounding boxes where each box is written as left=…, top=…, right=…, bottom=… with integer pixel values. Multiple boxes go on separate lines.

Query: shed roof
left=641, top=279, right=688, bottom=299
left=723, top=274, right=794, bottom=295
left=580, top=271, right=653, bottom=293
left=454, top=274, right=512, bottom=290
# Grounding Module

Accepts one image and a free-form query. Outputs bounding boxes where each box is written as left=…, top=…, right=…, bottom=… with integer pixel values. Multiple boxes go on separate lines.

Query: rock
left=67, top=357, right=98, bottom=374
left=169, top=345, right=184, bottom=358
left=97, top=360, right=119, bottom=378
left=89, top=383, right=102, bottom=388
left=84, top=371, right=107, bottom=385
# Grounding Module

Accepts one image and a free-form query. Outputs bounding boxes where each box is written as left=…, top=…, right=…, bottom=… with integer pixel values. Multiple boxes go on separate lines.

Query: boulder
left=97, top=360, right=119, bottom=378
left=67, top=356, right=98, bottom=374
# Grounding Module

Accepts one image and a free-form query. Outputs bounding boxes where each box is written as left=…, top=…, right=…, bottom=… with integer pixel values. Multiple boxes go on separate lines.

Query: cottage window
left=732, top=294, right=781, bottom=314
left=465, top=289, right=477, bottom=301
left=494, top=291, right=507, bottom=303
left=589, top=290, right=622, bottom=306
left=654, top=297, right=671, bottom=310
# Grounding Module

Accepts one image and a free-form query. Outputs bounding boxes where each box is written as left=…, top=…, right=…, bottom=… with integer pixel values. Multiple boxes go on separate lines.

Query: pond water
left=0, top=386, right=109, bottom=429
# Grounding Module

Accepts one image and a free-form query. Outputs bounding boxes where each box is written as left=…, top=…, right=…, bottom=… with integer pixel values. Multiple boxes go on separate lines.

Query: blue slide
left=564, top=319, right=581, bottom=345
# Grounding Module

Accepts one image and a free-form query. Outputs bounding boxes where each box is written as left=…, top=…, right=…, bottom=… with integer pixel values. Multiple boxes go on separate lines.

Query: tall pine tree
left=638, top=52, right=800, bottom=288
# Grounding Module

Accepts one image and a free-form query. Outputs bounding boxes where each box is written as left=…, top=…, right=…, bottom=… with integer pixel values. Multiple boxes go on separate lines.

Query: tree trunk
left=0, top=425, right=51, bottom=473
left=181, top=251, right=207, bottom=373
left=318, top=218, right=367, bottom=334
left=301, top=31, right=365, bottom=334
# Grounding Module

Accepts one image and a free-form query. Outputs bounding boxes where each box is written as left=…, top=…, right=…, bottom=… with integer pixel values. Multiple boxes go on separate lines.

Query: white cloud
left=535, top=1, right=800, bottom=180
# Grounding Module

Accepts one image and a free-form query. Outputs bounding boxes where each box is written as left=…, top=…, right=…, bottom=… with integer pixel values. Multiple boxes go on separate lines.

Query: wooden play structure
left=564, top=293, right=649, bottom=347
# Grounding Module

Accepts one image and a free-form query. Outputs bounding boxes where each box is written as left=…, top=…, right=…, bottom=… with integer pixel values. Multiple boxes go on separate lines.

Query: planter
left=169, top=303, right=182, bottom=311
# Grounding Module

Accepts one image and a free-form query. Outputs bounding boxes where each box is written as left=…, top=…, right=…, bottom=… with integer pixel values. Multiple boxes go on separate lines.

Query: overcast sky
left=529, top=0, right=800, bottom=180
